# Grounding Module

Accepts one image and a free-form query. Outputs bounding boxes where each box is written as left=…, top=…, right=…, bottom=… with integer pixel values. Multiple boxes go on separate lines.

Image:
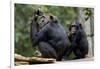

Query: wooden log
left=15, top=62, right=29, bottom=66
left=15, top=54, right=56, bottom=64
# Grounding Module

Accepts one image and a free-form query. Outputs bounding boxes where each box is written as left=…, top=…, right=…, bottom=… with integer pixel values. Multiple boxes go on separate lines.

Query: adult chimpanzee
left=30, top=10, right=44, bottom=46
left=67, top=21, right=89, bottom=59
left=30, top=10, right=70, bottom=61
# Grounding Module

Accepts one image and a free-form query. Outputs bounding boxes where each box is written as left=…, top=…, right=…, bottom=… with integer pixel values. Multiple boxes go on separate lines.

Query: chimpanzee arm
left=30, top=17, right=39, bottom=47
left=35, top=24, right=49, bottom=42
left=35, top=31, right=45, bottom=41
left=73, top=30, right=82, bottom=42
left=66, top=30, right=81, bottom=56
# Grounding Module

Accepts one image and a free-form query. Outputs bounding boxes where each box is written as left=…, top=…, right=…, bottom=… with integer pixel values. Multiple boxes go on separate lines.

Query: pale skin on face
left=70, top=27, right=76, bottom=34
left=37, top=14, right=50, bottom=28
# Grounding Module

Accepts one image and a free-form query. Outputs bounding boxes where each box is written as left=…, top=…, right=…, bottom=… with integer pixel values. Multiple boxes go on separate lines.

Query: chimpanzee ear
left=49, top=15, right=54, bottom=20
left=35, top=9, right=43, bottom=16
left=49, top=15, right=58, bottom=23
left=69, top=25, right=72, bottom=31
left=79, top=23, right=82, bottom=29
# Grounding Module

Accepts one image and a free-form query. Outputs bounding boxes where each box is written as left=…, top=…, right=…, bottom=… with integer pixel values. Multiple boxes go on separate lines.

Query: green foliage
left=15, top=4, right=93, bottom=57
left=84, top=8, right=94, bottom=21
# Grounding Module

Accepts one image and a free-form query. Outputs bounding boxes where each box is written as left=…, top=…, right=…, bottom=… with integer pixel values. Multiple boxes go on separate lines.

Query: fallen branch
left=15, top=54, right=56, bottom=65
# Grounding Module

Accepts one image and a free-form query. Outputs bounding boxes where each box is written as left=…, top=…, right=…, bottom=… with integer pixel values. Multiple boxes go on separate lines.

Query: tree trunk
left=77, top=8, right=94, bottom=57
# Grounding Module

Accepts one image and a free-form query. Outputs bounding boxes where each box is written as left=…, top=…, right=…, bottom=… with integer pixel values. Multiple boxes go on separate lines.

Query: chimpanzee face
left=69, top=23, right=82, bottom=34
left=34, top=10, right=49, bottom=29
left=69, top=25, right=77, bottom=34
left=70, top=26, right=76, bottom=34
left=37, top=14, right=50, bottom=28
left=34, top=9, right=58, bottom=29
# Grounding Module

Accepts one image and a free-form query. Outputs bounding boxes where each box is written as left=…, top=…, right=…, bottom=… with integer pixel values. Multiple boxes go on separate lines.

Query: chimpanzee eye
left=42, top=16, right=45, bottom=18
left=42, top=20, right=44, bottom=22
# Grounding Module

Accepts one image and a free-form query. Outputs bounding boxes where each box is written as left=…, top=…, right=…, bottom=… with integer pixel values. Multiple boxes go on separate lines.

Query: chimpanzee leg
left=38, top=42, right=57, bottom=59
left=65, top=42, right=77, bottom=57
left=74, top=48, right=83, bottom=59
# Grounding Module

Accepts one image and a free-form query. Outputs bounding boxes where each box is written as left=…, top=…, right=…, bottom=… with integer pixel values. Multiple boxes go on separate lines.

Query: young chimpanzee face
left=69, top=25, right=77, bottom=34
left=69, top=23, right=82, bottom=35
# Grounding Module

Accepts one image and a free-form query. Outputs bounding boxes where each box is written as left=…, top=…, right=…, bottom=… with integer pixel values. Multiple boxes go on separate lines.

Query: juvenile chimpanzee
left=67, top=21, right=89, bottom=59
left=30, top=10, right=70, bottom=61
